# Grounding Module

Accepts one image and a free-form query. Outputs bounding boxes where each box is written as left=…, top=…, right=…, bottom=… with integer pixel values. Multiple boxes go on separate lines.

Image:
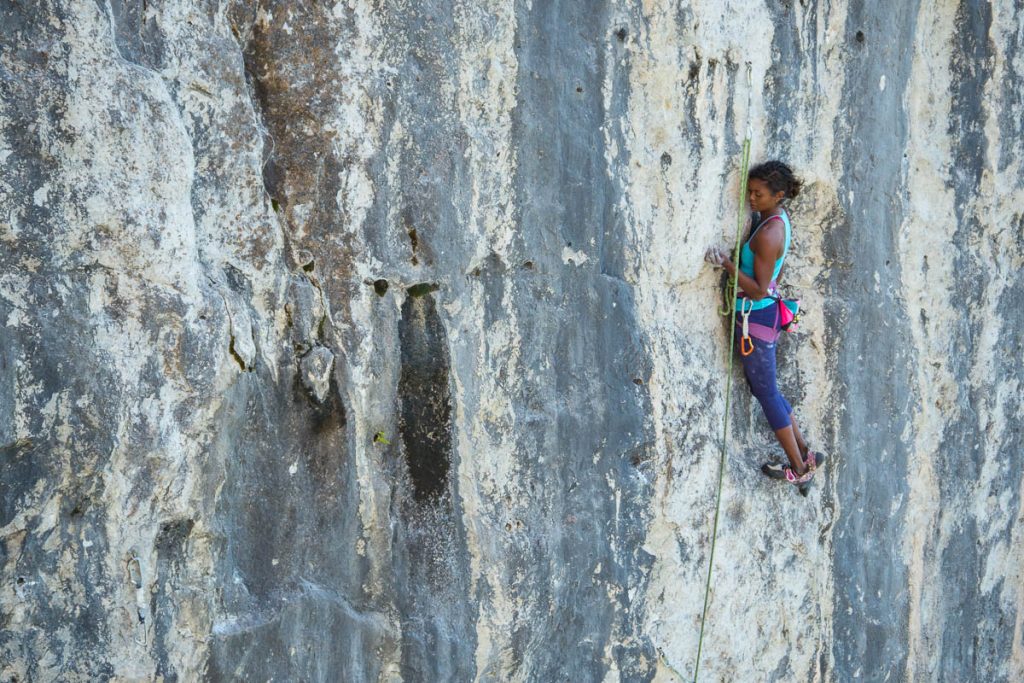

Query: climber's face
left=748, top=178, right=785, bottom=213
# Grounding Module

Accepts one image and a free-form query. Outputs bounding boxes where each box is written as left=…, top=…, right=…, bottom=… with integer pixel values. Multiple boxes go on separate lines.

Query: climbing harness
left=693, top=62, right=753, bottom=683
left=774, top=294, right=801, bottom=332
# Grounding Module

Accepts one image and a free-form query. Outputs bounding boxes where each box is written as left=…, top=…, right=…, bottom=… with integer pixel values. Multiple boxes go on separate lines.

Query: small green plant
left=373, top=431, right=390, bottom=446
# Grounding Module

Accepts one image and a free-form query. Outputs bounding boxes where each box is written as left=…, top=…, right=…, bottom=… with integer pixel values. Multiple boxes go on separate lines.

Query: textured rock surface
left=2, top=1, right=1022, bottom=681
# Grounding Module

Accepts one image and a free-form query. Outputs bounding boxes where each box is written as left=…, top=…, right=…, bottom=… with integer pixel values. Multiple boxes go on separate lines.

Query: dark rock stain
left=398, top=292, right=452, bottom=503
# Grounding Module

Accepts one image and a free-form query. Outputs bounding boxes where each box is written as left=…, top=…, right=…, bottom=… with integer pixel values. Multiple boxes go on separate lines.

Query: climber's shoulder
left=751, top=216, right=784, bottom=250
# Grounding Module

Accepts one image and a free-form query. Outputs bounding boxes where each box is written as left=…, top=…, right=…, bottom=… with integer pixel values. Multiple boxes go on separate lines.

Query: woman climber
left=705, top=160, right=822, bottom=488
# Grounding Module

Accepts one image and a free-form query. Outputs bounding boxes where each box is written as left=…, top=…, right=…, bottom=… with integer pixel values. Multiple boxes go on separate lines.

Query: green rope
left=692, top=129, right=752, bottom=682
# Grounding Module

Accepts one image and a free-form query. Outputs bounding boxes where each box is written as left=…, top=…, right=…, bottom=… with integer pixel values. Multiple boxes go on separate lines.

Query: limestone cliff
left=1, top=1, right=1022, bottom=681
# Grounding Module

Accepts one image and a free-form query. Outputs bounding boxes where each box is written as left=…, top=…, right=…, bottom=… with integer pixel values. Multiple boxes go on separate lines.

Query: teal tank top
left=735, top=210, right=791, bottom=312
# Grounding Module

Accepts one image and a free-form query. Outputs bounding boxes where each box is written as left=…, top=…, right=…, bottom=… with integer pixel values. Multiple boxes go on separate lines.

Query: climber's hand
left=704, top=246, right=727, bottom=267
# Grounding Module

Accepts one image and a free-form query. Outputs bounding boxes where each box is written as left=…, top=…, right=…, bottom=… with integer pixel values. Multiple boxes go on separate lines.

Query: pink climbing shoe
left=761, top=450, right=825, bottom=488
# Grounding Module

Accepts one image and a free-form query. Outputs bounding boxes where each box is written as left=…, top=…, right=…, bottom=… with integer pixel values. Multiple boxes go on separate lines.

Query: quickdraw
left=739, top=297, right=755, bottom=356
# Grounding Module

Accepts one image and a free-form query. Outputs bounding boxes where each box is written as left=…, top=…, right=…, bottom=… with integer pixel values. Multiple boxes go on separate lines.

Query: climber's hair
left=748, top=160, right=802, bottom=200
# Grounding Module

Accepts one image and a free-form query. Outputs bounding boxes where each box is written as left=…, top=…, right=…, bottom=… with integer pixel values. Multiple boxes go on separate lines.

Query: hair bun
left=749, top=160, right=802, bottom=200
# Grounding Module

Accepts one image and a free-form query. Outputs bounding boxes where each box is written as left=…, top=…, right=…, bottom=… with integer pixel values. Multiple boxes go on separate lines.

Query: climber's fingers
left=704, top=246, right=727, bottom=267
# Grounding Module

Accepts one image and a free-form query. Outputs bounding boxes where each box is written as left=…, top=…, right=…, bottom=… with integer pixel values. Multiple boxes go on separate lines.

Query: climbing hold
left=300, top=346, right=335, bottom=403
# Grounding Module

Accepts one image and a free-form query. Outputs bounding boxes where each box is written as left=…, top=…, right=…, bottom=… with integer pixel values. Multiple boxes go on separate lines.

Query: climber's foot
left=761, top=451, right=825, bottom=488
left=760, top=461, right=789, bottom=479
left=794, top=450, right=825, bottom=496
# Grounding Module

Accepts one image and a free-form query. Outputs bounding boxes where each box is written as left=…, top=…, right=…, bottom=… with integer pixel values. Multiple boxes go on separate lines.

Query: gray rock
left=286, top=276, right=326, bottom=354
left=300, top=346, right=335, bottom=403
left=1, top=1, right=1021, bottom=682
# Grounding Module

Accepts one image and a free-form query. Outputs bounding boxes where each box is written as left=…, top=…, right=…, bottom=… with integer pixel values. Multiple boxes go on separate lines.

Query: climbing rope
left=692, top=68, right=753, bottom=682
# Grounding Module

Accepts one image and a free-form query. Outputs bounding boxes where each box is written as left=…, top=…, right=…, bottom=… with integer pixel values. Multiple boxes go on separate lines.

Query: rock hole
left=407, top=282, right=439, bottom=298
left=373, top=279, right=389, bottom=296
left=616, top=27, right=627, bottom=42
left=156, top=518, right=195, bottom=555
left=576, top=85, right=583, bottom=93
left=398, top=293, right=452, bottom=503
left=856, top=30, right=865, bottom=43
left=660, top=152, right=672, bottom=169
left=522, top=260, right=534, bottom=270
left=302, top=259, right=315, bottom=273
left=16, top=576, right=25, bottom=585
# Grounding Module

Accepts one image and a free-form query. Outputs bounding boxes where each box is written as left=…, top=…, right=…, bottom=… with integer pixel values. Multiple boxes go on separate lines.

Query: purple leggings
left=737, top=306, right=792, bottom=430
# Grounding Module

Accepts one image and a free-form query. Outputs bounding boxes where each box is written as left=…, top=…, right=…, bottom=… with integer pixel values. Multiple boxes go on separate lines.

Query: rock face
left=1, top=1, right=1022, bottom=681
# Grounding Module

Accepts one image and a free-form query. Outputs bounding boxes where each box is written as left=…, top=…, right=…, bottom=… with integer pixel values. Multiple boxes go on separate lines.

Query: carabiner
left=739, top=297, right=755, bottom=356
left=740, top=335, right=755, bottom=356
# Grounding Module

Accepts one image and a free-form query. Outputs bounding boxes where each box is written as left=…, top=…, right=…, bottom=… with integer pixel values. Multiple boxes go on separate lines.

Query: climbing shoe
left=760, top=461, right=789, bottom=479
left=785, top=464, right=815, bottom=485
left=761, top=450, right=825, bottom=482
